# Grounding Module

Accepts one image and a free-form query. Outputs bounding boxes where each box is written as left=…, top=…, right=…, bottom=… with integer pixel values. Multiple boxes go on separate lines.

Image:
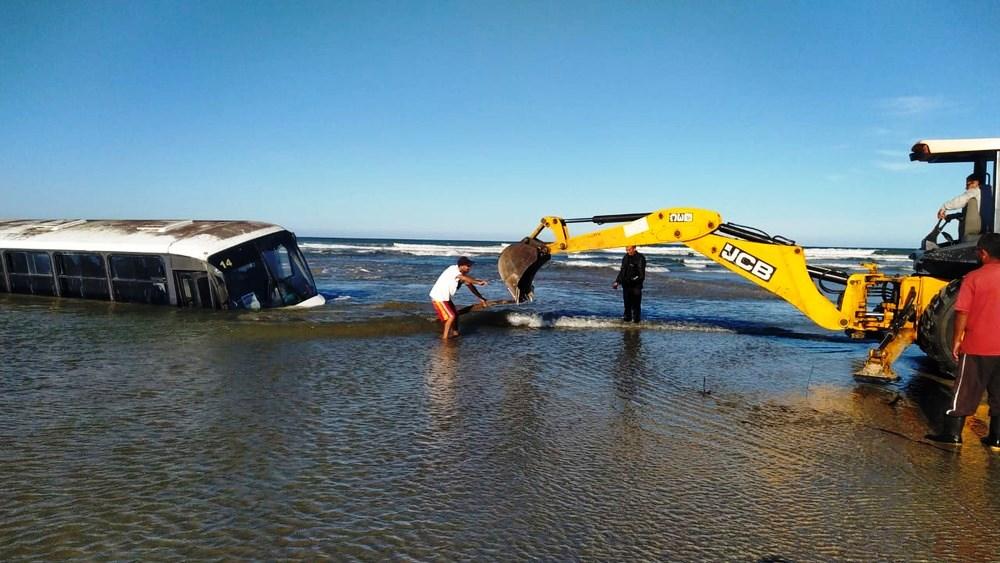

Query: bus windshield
left=209, top=231, right=319, bottom=309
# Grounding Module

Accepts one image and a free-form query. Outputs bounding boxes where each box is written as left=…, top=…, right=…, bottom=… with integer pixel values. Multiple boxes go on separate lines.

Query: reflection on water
left=2, top=296, right=1000, bottom=560
left=609, top=330, right=646, bottom=464
left=424, top=341, right=461, bottom=435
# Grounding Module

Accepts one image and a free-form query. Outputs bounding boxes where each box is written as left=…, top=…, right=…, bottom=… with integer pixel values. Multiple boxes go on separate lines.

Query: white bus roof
left=0, top=219, right=286, bottom=259
left=911, top=138, right=1000, bottom=162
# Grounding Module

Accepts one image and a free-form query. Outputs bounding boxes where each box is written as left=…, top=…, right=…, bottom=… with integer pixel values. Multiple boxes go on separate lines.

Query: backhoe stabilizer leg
left=855, top=328, right=916, bottom=382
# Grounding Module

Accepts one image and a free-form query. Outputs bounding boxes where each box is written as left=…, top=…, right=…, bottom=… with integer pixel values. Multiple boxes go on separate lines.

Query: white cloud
left=876, top=149, right=906, bottom=158
left=874, top=160, right=917, bottom=172
left=878, top=96, right=946, bottom=117
left=866, top=127, right=894, bottom=136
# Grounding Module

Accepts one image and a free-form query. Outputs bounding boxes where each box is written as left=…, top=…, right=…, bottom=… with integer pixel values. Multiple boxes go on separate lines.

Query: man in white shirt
left=429, top=256, right=488, bottom=340
left=937, top=175, right=981, bottom=220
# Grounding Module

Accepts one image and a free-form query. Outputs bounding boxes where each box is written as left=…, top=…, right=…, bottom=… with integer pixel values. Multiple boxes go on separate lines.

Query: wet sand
left=2, top=293, right=1000, bottom=560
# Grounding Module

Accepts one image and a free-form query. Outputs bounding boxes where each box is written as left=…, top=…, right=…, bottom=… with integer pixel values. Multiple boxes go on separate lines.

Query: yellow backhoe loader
left=498, top=138, right=1000, bottom=382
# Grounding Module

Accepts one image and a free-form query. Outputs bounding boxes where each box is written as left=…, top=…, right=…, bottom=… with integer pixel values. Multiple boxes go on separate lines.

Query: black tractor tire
left=916, top=279, right=962, bottom=376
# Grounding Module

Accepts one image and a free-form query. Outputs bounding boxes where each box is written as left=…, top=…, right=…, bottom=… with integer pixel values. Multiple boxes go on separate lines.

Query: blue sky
left=2, top=1, right=998, bottom=246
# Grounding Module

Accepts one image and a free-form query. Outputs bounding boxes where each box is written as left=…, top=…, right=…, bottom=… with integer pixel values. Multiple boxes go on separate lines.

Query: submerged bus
left=0, top=219, right=325, bottom=310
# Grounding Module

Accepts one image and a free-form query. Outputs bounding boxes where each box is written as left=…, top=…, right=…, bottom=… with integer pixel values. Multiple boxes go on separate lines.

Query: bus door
left=174, top=271, right=214, bottom=308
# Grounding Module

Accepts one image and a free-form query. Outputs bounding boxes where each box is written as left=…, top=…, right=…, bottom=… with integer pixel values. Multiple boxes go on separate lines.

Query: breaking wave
left=301, top=240, right=509, bottom=257
left=503, top=312, right=733, bottom=332
left=300, top=237, right=914, bottom=274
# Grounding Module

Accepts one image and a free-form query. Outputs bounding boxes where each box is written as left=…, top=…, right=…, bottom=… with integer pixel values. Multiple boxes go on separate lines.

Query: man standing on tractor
left=926, top=233, right=1000, bottom=448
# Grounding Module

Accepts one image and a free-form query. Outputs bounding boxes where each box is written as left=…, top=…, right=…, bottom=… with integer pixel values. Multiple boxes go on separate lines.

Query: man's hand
left=479, top=298, right=488, bottom=306
left=612, top=282, right=619, bottom=289
left=952, top=311, right=968, bottom=362
left=937, top=208, right=947, bottom=220
left=460, top=274, right=488, bottom=287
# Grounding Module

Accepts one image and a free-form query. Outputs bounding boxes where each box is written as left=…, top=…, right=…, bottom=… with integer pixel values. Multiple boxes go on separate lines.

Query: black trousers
left=948, top=354, right=1000, bottom=416
left=622, top=286, right=642, bottom=322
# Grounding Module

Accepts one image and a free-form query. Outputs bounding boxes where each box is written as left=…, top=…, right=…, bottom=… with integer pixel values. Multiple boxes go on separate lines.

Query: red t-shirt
left=954, top=262, right=1000, bottom=355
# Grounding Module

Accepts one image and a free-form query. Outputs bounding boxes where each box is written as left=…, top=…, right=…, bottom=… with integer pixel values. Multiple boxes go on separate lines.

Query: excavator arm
left=502, top=208, right=850, bottom=329
left=499, top=207, right=948, bottom=381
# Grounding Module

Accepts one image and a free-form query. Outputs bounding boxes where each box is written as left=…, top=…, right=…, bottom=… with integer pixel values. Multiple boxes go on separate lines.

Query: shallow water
left=3, top=242, right=1000, bottom=561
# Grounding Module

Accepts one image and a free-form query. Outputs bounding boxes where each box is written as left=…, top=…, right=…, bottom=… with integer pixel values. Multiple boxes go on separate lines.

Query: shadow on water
left=904, top=372, right=955, bottom=431
left=700, top=317, right=858, bottom=343
left=898, top=364, right=999, bottom=443
left=844, top=355, right=997, bottom=452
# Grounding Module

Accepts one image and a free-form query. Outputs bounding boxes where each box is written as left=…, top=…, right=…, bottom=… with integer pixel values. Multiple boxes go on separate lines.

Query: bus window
left=209, top=231, right=319, bottom=309
left=109, top=255, right=169, bottom=305
left=209, top=243, right=270, bottom=309
left=208, top=231, right=317, bottom=309
left=174, top=271, right=214, bottom=308
left=264, top=245, right=294, bottom=278
left=5, top=251, right=56, bottom=296
left=260, top=237, right=317, bottom=306
left=55, top=253, right=110, bottom=300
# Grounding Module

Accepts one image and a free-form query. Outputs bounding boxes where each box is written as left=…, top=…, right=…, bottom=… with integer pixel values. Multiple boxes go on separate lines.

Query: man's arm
left=458, top=273, right=487, bottom=287
left=459, top=273, right=488, bottom=303
left=612, top=256, right=626, bottom=288
left=952, top=310, right=968, bottom=361
left=637, top=254, right=646, bottom=283
left=938, top=189, right=979, bottom=219
left=466, top=284, right=486, bottom=302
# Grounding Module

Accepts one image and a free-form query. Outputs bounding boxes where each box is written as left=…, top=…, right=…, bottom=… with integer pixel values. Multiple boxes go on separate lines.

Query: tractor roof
left=910, top=138, right=1000, bottom=163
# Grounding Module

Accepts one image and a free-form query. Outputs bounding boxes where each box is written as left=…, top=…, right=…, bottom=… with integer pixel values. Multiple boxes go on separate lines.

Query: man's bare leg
left=442, top=317, right=455, bottom=339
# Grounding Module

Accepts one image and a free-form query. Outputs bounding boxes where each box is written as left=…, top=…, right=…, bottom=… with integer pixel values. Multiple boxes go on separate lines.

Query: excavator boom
left=498, top=207, right=948, bottom=381
left=501, top=208, right=721, bottom=301
left=499, top=208, right=847, bottom=327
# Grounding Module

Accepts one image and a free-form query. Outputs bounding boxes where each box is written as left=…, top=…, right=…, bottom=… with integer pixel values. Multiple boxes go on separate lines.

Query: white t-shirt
left=429, top=265, right=463, bottom=302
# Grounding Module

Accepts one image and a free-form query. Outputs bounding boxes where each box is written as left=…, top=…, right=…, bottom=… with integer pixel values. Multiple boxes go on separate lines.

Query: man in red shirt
left=927, top=233, right=1000, bottom=447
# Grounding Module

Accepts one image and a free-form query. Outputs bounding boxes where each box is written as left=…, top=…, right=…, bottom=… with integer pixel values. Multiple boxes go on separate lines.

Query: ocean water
left=301, top=237, right=915, bottom=325
left=3, top=238, right=1000, bottom=561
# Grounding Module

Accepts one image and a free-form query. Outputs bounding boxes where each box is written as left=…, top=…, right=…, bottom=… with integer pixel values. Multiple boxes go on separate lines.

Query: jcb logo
left=720, top=243, right=776, bottom=282
left=669, top=212, right=693, bottom=222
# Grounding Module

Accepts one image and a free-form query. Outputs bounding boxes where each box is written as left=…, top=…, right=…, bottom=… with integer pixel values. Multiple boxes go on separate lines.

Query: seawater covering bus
left=0, top=219, right=325, bottom=310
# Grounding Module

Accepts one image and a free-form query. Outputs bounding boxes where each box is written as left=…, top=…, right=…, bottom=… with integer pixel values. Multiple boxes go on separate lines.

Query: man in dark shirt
left=612, top=245, right=647, bottom=323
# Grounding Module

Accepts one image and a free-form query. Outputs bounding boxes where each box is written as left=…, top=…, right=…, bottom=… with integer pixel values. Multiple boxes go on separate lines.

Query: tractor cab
left=910, top=138, right=1000, bottom=279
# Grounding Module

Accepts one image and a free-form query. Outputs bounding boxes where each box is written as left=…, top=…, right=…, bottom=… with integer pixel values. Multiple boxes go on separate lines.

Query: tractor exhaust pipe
left=498, top=238, right=552, bottom=303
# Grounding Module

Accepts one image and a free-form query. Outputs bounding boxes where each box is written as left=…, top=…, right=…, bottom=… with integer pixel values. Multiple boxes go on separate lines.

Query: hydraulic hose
left=563, top=213, right=651, bottom=225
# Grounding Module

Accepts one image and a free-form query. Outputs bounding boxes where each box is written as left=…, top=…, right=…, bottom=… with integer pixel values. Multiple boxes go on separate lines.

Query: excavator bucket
left=498, top=239, right=552, bottom=303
